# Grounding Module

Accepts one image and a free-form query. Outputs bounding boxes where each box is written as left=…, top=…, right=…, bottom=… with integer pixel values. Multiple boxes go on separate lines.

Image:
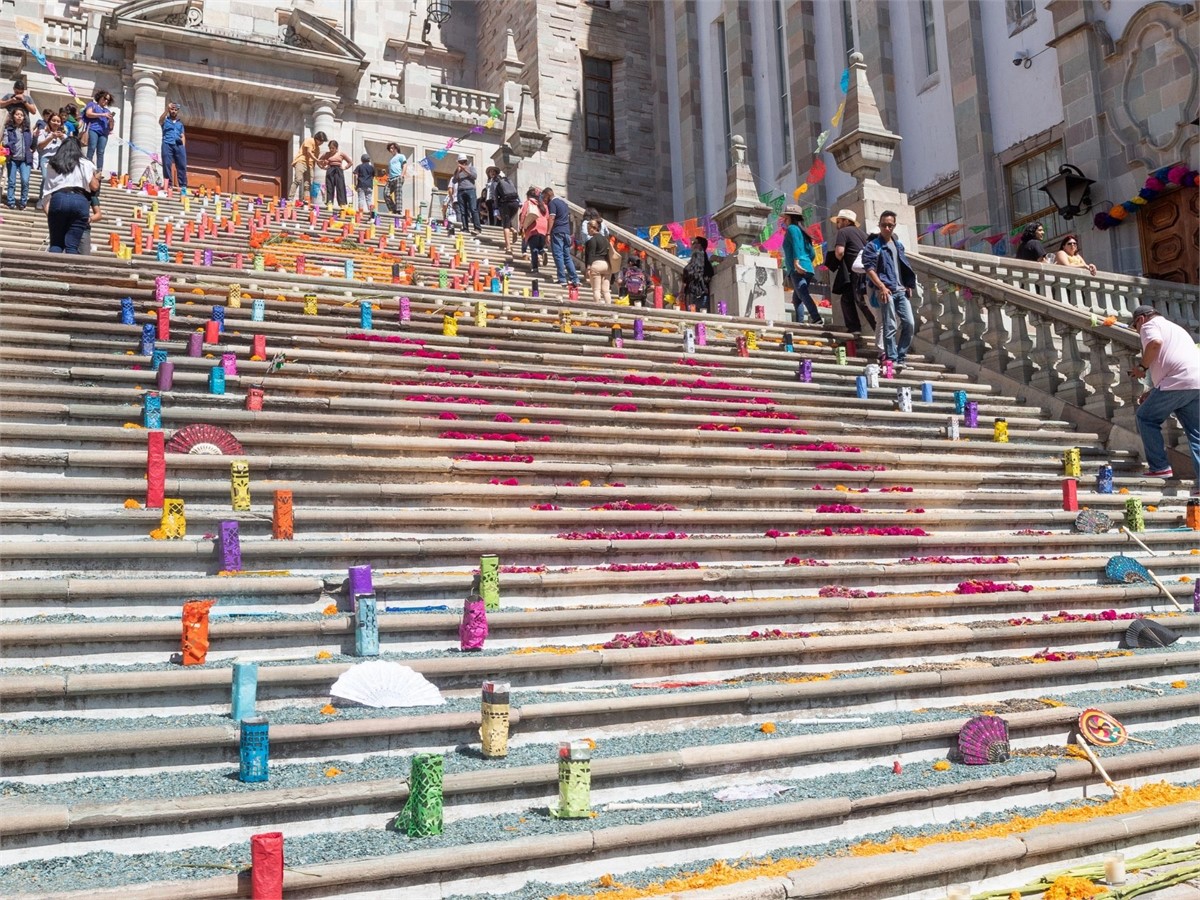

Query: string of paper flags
left=416, top=105, right=503, bottom=171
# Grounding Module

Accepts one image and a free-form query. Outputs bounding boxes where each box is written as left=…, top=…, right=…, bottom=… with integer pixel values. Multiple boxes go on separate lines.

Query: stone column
left=312, top=99, right=337, bottom=142
left=129, top=71, right=161, bottom=179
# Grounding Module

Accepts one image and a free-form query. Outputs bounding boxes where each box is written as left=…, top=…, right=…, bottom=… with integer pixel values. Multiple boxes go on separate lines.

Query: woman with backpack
left=519, top=186, right=549, bottom=275
left=493, top=171, right=521, bottom=257
left=680, top=237, right=714, bottom=312
left=40, top=136, right=99, bottom=253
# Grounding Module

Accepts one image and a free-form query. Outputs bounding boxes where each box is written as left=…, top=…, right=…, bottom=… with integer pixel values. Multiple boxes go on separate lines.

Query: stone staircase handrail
left=566, top=200, right=685, bottom=298
left=921, top=246, right=1200, bottom=329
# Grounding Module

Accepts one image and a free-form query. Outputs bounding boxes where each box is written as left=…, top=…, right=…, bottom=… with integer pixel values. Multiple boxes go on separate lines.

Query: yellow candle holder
left=230, top=460, right=251, bottom=511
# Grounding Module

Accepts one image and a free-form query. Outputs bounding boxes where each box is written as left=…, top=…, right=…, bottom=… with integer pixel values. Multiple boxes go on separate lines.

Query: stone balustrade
left=430, top=83, right=500, bottom=119
left=367, top=74, right=403, bottom=107
left=910, top=252, right=1189, bottom=465
left=922, top=247, right=1199, bottom=329
left=566, top=200, right=684, bottom=299
left=43, top=16, right=88, bottom=58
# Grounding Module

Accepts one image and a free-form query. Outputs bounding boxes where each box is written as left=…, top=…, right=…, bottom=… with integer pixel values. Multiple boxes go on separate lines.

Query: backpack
left=623, top=265, right=647, bottom=296
left=496, top=178, right=518, bottom=204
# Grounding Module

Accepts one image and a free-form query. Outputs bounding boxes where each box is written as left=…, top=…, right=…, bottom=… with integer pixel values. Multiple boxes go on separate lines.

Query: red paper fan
left=166, top=424, right=244, bottom=455
left=1078, top=707, right=1127, bottom=746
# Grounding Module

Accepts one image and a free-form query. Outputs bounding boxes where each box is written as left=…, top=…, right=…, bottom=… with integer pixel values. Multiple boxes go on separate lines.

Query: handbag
left=607, top=242, right=621, bottom=270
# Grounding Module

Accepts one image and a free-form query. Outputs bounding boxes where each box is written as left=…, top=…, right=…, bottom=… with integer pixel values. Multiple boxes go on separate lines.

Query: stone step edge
left=1, top=655, right=1193, bottom=760
left=5, top=619, right=1196, bottom=700
left=0, top=564, right=1189, bottom=603
left=25, top=780, right=1200, bottom=900
left=1, top=699, right=1192, bottom=839
left=3, top=596, right=1192, bottom=646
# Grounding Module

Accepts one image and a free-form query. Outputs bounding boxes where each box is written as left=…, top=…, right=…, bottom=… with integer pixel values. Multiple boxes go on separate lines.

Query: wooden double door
left=1138, top=185, right=1199, bottom=285
left=182, top=128, right=288, bottom=198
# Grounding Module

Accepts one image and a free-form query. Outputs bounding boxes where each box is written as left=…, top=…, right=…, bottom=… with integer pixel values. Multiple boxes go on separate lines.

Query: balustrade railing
left=908, top=251, right=1190, bottom=461
left=430, top=84, right=499, bottom=118
left=566, top=201, right=684, bottom=300
left=44, top=16, right=88, bottom=58
left=922, top=247, right=1199, bottom=329
left=368, top=74, right=403, bottom=107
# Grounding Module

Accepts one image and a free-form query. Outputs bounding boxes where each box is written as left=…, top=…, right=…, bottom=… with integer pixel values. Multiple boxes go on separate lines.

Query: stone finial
left=504, top=28, right=522, bottom=66
left=716, top=133, right=771, bottom=250
left=731, top=134, right=747, bottom=166
left=825, top=52, right=903, bottom=184
left=505, top=84, right=550, bottom=159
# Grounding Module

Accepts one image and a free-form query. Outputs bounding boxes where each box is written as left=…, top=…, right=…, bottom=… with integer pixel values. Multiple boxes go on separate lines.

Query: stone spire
left=715, top=134, right=770, bottom=249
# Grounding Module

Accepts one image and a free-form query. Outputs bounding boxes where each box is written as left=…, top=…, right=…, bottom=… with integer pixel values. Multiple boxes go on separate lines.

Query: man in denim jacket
left=860, top=210, right=917, bottom=367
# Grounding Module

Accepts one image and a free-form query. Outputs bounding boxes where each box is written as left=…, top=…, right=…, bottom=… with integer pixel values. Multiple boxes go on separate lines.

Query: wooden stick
left=1119, top=525, right=1158, bottom=557
left=1144, top=566, right=1185, bottom=611
left=1075, top=737, right=1120, bottom=793
left=1125, top=735, right=1155, bottom=746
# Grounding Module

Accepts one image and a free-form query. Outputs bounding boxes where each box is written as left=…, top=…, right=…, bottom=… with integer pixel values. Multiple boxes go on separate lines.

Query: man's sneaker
left=1145, top=467, right=1174, bottom=478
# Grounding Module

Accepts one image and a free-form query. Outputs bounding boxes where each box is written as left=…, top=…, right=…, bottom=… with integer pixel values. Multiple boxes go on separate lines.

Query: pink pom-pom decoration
left=1167, top=165, right=1189, bottom=185
left=1144, top=177, right=1165, bottom=192
left=1093, top=212, right=1115, bottom=230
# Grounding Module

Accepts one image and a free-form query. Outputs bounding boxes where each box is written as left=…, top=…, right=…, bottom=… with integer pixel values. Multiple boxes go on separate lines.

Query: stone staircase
left=0, top=184, right=1197, bottom=900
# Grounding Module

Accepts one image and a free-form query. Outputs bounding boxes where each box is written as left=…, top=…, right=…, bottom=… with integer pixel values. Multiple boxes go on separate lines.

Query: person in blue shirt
left=384, top=142, right=406, bottom=213
left=860, top=209, right=918, bottom=367
left=354, top=153, right=376, bottom=213
left=158, top=101, right=187, bottom=191
left=542, top=186, right=579, bottom=287
left=82, top=89, right=115, bottom=174
left=781, top=204, right=822, bottom=325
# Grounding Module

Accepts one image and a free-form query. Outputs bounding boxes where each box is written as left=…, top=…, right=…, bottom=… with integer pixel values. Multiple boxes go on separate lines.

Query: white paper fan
left=329, top=661, right=444, bottom=709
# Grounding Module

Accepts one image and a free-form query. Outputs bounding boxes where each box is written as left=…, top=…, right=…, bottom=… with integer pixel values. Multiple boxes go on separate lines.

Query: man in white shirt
left=1129, top=304, right=1200, bottom=487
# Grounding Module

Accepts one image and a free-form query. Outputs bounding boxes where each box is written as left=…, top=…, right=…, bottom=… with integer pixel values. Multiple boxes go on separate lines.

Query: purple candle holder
left=156, top=361, right=174, bottom=391
left=695, top=323, right=707, bottom=346
left=348, top=564, right=373, bottom=606
left=187, top=333, right=203, bottom=357
left=717, top=301, right=728, bottom=315
left=218, top=520, right=242, bottom=572
left=798, top=359, right=812, bottom=382
left=633, top=318, right=644, bottom=340
left=964, top=401, right=979, bottom=428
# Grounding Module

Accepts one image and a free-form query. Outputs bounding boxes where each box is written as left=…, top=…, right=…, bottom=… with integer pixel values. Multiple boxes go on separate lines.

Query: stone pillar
left=312, top=99, right=336, bottom=142
left=129, top=71, right=161, bottom=179
left=712, top=135, right=783, bottom=320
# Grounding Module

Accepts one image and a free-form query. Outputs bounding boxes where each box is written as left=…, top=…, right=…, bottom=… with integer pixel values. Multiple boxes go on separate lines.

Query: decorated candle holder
left=251, top=334, right=267, bottom=359
left=964, top=401, right=979, bottom=428
left=227, top=285, right=242, bottom=309
left=203, top=320, right=220, bottom=344
left=489, top=276, right=501, bottom=293
left=156, top=361, right=174, bottom=392
left=252, top=253, right=264, bottom=272
left=209, top=366, right=226, bottom=395
left=945, top=416, right=960, bottom=440
left=344, top=259, right=355, bottom=279
left=953, top=390, right=968, bottom=414
left=855, top=376, right=868, bottom=399
left=559, top=310, right=572, bottom=334
left=896, top=386, right=913, bottom=412
left=531, top=279, right=540, bottom=298
left=845, top=338, right=858, bottom=357
left=735, top=335, right=749, bottom=357
left=212, top=305, right=226, bottom=332
left=460, top=576, right=488, bottom=651
left=152, top=349, right=169, bottom=372
left=993, top=418, right=1009, bottom=442
left=230, top=460, right=251, bottom=511
left=1063, top=448, right=1081, bottom=478
left=798, top=359, right=813, bottom=382
left=231, top=660, right=258, bottom=722
left=609, top=325, right=623, bottom=349
left=754, top=304, right=766, bottom=320
left=160, top=496, right=186, bottom=540
left=348, top=564, right=374, bottom=607
left=239, top=717, right=270, bottom=783
left=248, top=832, right=283, bottom=900
left=921, top=382, right=933, bottom=403
left=782, top=332, right=794, bottom=352
left=633, top=318, right=645, bottom=341
left=475, top=301, right=487, bottom=328
left=398, top=296, right=411, bottom=323
left=251, top=299, right=265, bottom=322
left=353, top=300, right=372, bottom=330
left=203, top=249, right=213, bottom=266
left=245, top=386, right=264, bottom=411
left=439, top=269, right=450, bottom=290
left=120, top=297, right=136, bottom=325
left=156, top=243, right=170, bottom=264
left=744, top=330, right=758, bottom=351
left=479, top=554, right=500, bottom=611
left=1123, top=497, right=1145, bottom=532
left=140, top=323, right=156, bottom=357
left=684, top=327, right=696, bottom=355
left=181, top=598, right=215, bottom=665
left=717, top=300, right=728, bottom=315
left=480, top=680, right=510, bottom=758
left=219, top=520, right=242, bottom=572
left=550, top=740, right=593, bottom=818
left=1096, top=464, right=1114, bottom=494
left=143, top=392, right=162, bottom=429
left=221, top=352, right=237, bottom=376
left=1186, top=498, right=1200, bottom=531
left=695, top=322, right=707, bottom=346
left=865, top=364, right=880, bottom=389
left=835, top=346, right=847, bottom=366
left=1061, top=478, right=1079, bottom=511
left=162, top=295, right=176, bottom=318
left=272, top=489, right=293, bottom=540
left=568, top=284, right=580, bottom=302
left=154, top=275, right=170, bottom=301
left=146, top=431, right=165, bottom=509
left=303, top=293, right=318, bottom=316
left=882, top=359, right=894, bottom=379
left=354, top=592, right=380, bottom=656
left=391, top=754, right=444, bottom=836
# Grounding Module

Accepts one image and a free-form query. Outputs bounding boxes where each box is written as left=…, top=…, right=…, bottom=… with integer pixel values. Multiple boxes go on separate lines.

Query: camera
left=1013, top=51, right=1030, bottom=67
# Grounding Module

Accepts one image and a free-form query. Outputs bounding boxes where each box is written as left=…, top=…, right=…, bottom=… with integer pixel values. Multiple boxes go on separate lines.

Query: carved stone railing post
left=944, top=288, right=967, bottom=354
left=1052, top=322, right=1089, bottom=406
left=1082, top=333, right=1119, bottom=420
left=959, top=289, right=987, bottom=362
left=980, top=297, right=1007, bottom=374
left=1030, top=315, right=1063, bottom=396
left=1006, top=309, right=1035, bottom=383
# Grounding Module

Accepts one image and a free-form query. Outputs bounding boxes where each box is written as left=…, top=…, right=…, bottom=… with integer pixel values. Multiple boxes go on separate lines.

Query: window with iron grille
left=583, top=56, right=615, bottom=154
left=916, top=191, right=962, bottom=248
left=920, top=0, right=938, bottom=77
left=1007, top=143, right=1070, bottom=243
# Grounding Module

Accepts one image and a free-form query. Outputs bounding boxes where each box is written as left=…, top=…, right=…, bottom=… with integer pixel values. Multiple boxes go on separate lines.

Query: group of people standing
left=1015, top=223, right=1098, bottom=275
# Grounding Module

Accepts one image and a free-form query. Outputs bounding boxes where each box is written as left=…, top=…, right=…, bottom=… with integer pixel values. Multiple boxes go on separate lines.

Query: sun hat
left=782, top=204, right=805, bottom=218
left=832, top=208, right=858, bottom=224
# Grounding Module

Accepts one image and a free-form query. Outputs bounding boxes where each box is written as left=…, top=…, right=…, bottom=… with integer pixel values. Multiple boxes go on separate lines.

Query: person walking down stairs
left=1128, top=304, right=1200, bottom=490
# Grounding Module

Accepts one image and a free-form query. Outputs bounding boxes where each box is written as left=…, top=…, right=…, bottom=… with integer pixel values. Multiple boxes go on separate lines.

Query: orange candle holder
left=181, top=599, right=216, bottom=665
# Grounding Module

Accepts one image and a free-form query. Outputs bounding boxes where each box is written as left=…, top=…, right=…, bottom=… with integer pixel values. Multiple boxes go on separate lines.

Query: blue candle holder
left=120, top=298, right=136, bottom=325
left=360, top=301, right=373, bottom=330
left=782, top=332, right=794, bottom=352
left=344, top=259, right=354, bottom=279
left=1096, top=464, right=1114, bottom=494
left=231, top=660, right=258, bottom=721
left=855, top=375, right=868, bottom=399
left=143, top=393, right=162, bottom=429
left=251, top=299, right=265, bottom=322
left=209, top=366, right=226, bottom=395
left=162, top=295, right=176, bottom=318
left=238, top=717, right=269, bottom=783
left=921, top=382, right=933, bottom=403
left=139, top=323, right=156, bottom=357
left=152, top=349, right=168, bottom=371
left=354, top=592, right=379, bottom=656
left=211, top=305, right=225, bottom=333
left=953, top=390, right=968, bottom=414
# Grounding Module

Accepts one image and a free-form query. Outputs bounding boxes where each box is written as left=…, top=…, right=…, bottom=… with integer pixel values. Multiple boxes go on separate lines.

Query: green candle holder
left=391, top=754, right=444, bottom=837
